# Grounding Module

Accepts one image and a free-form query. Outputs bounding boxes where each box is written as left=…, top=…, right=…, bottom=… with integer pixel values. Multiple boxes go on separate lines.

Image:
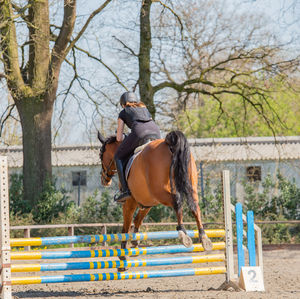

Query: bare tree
left=115, top=0, right=299, bottom=131
left=155, top=1, right=300, bottom=132
left=0, top=0, right=112, bottom=204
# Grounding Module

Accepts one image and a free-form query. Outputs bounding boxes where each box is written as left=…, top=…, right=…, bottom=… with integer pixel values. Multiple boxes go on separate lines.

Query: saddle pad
left=125, top=142, right=150, bottom=180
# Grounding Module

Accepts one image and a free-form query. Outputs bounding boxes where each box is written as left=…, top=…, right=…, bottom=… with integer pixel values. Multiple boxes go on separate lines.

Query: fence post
left=24, top=228, right=31, bottom=251
left=68, top=226, right=75, bottom=248
left=0, top=156, right=12, bottom=299
left=255, top=227, right=263, bottom=273
left=101, top=225, right=107, bottom=247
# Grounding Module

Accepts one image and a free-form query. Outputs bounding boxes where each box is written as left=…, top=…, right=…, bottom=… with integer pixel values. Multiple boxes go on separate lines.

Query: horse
left=97, top=130, right=212, bottom=260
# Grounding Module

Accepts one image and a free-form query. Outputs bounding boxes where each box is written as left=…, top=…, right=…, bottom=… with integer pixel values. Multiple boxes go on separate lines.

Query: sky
left=0, top=0, right=299, bottom=146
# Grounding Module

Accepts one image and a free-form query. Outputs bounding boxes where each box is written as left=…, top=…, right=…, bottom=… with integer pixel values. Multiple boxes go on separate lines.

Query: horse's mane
left=100, top=136, right=117, bottom=160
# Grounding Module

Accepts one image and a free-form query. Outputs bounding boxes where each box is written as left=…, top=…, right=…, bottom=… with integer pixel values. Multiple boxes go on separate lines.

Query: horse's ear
left=97, top=131, right=106, bottom=144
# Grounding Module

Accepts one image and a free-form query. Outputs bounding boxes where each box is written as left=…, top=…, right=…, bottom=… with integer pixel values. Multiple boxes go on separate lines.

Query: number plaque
left=239, top=266, right=265, bottom=292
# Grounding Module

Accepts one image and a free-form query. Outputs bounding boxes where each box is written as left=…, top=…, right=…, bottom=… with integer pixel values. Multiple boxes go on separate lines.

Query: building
left=1, top=136, right=300, bottom=204
left=0, top=145, right=104, bottom=206
left=190, top=136, right=300, bottom=203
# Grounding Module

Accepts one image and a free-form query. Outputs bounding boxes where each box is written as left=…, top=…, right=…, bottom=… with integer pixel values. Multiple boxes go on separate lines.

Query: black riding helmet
left=120, top=91, right=139, bottom=106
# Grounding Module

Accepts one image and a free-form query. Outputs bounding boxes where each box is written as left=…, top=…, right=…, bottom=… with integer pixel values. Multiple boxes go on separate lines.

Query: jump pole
left=11, top=266, right=227, bottom=285
left=10, top=242, right=226, bottom=260
left=10, top=229, right=225, bottom=247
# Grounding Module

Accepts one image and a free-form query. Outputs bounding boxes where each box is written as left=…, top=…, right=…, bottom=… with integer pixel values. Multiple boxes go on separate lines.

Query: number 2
left=248, top=269, right=258, bottom=283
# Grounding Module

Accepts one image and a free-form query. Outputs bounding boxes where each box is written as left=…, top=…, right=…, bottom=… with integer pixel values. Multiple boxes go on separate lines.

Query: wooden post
left=0, top=156, right=12, bottom=299
left=218, top=170, right=241, bottom=291
left=24, top=228, right=31, bottom=251
left=255, top=226, right=264, bottom=273
left=68, top=226, right=75, bottom=248
left=101, top=225, right=107, bottom=247
left=222, top=170, right=235, bottom=282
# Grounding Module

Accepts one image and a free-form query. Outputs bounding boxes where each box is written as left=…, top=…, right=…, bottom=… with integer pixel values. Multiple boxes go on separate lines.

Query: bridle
left=101, top=158, right=117, bottom=184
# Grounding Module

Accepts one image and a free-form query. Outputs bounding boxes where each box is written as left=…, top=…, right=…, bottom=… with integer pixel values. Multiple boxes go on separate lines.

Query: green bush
left=242, top=172, right=300, bottom=243
left=277, top=173, right=300, bottom=220
left=9, top=174, right=74, bottom=224
left=78, top=190, right=122, bottom=223
left=147, top=205, right=176, bottom=223
left=243, top=173, right=300, bottom=221
left=9, top=174, right=32, bottom=215
left=200, top=179, right=224, bottom=221
left=32, top=179, right=74, bottom=223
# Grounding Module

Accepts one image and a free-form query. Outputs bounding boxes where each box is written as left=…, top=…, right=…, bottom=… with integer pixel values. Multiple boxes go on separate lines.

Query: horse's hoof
left=178, top=230, right=193, bottom=248
left=119, top=256, right=126, bottom=261
left=131, top=240, right=139, bottom=248
left=117, top=267, right=127, bottom=272
left=201, top=235, right=213, bottom=251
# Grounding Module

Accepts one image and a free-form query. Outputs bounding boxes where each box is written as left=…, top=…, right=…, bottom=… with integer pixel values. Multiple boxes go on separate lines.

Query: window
left=246, top=166, right=261, bottom=182
left=72, top=171, right=87, bottom=186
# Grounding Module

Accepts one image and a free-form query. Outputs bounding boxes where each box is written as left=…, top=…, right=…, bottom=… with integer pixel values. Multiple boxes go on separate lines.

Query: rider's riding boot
left=114, top=159, right=131, bottom=203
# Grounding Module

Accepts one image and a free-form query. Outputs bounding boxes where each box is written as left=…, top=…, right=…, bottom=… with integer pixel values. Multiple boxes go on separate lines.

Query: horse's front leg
left=174, top=205, right=193, bottom=248
left=131, top=207, right=151, bottom=248
left=190, top=205, right=213, bottom=251
left=118, top=197, right=137, bottom=272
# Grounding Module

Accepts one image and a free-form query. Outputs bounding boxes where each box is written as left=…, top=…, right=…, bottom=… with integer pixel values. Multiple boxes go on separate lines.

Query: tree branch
left=51, top=0, right=77, bottom=73
left=155, top=0, right=184, bottom=40
left=0, top=104, right=17, bottom=138
left=113, top=35, right=138, bottom=57
left=73, top=45, right=128, bottom=90
left=66, top=0, right=112, bottom=53
left=0, top=1, right=26, bottom=97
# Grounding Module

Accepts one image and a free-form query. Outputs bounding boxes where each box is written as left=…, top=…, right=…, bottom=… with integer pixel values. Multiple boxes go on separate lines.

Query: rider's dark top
left=118, top=106, right=152, bottom=129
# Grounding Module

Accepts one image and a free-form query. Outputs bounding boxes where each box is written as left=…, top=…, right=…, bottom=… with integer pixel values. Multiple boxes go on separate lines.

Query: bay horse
left=98, top=130, right=212, bottom=256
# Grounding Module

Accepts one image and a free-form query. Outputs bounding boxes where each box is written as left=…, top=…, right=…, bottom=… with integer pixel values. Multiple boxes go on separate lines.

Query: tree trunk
left=15, top=98, right=54, bottom=204
left=139, top=0, right=155, bottom=118
left=0, top=0, right=111, bottom=206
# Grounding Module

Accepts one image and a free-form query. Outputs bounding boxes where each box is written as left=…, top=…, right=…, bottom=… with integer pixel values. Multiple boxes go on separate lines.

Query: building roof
left=0, top=145, right=101, bottom=168
left=189, top=136, right=300, bottom=162
left=1, top=136, right=300, bottom=168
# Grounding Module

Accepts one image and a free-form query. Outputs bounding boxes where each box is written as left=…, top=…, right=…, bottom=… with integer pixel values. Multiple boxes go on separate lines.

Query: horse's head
left=98, top=131, right=119, bottom=186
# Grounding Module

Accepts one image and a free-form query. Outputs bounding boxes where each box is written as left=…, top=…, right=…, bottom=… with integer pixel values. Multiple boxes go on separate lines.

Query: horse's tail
left=165, top=130, right=197, bottom=212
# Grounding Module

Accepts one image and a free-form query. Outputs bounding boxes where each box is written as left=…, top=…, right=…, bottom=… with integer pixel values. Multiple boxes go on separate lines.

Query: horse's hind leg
left=190, top=205, right=213, bottom=251
left=175, top=207, right=193, bottom=248
left=131, top=207, right=151, bottom=248
left=118, top=198, right=137, bottom=272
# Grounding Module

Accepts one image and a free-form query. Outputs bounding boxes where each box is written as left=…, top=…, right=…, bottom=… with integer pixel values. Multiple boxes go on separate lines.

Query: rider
left=114, top=91, right=161, bottom=202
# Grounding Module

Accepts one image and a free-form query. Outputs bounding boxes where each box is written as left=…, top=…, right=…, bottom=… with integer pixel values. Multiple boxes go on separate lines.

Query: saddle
left=125, top=134, right=158, bottom=180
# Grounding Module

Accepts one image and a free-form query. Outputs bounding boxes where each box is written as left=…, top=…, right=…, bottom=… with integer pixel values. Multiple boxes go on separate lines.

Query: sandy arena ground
left=12, top=245, right=300, bottom=299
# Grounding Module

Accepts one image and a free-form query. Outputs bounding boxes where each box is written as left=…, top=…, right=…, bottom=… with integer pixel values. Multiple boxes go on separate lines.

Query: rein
left=101, top=158, right=117, bottom=183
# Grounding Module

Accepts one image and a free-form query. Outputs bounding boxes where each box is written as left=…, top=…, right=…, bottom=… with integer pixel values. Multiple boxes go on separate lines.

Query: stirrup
left=114, top=190, right=131, bottom=203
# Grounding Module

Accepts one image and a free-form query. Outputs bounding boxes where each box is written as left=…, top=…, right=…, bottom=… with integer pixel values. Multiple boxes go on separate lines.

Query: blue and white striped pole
left=12, top=254, right=225, bottom=272
left=11, top=242, right=225, bottom=260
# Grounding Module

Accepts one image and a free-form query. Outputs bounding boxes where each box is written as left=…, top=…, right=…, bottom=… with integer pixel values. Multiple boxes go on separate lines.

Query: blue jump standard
left=247, top=211, right=256, bottom=267
left=235, top=203, right=245, bottom=276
